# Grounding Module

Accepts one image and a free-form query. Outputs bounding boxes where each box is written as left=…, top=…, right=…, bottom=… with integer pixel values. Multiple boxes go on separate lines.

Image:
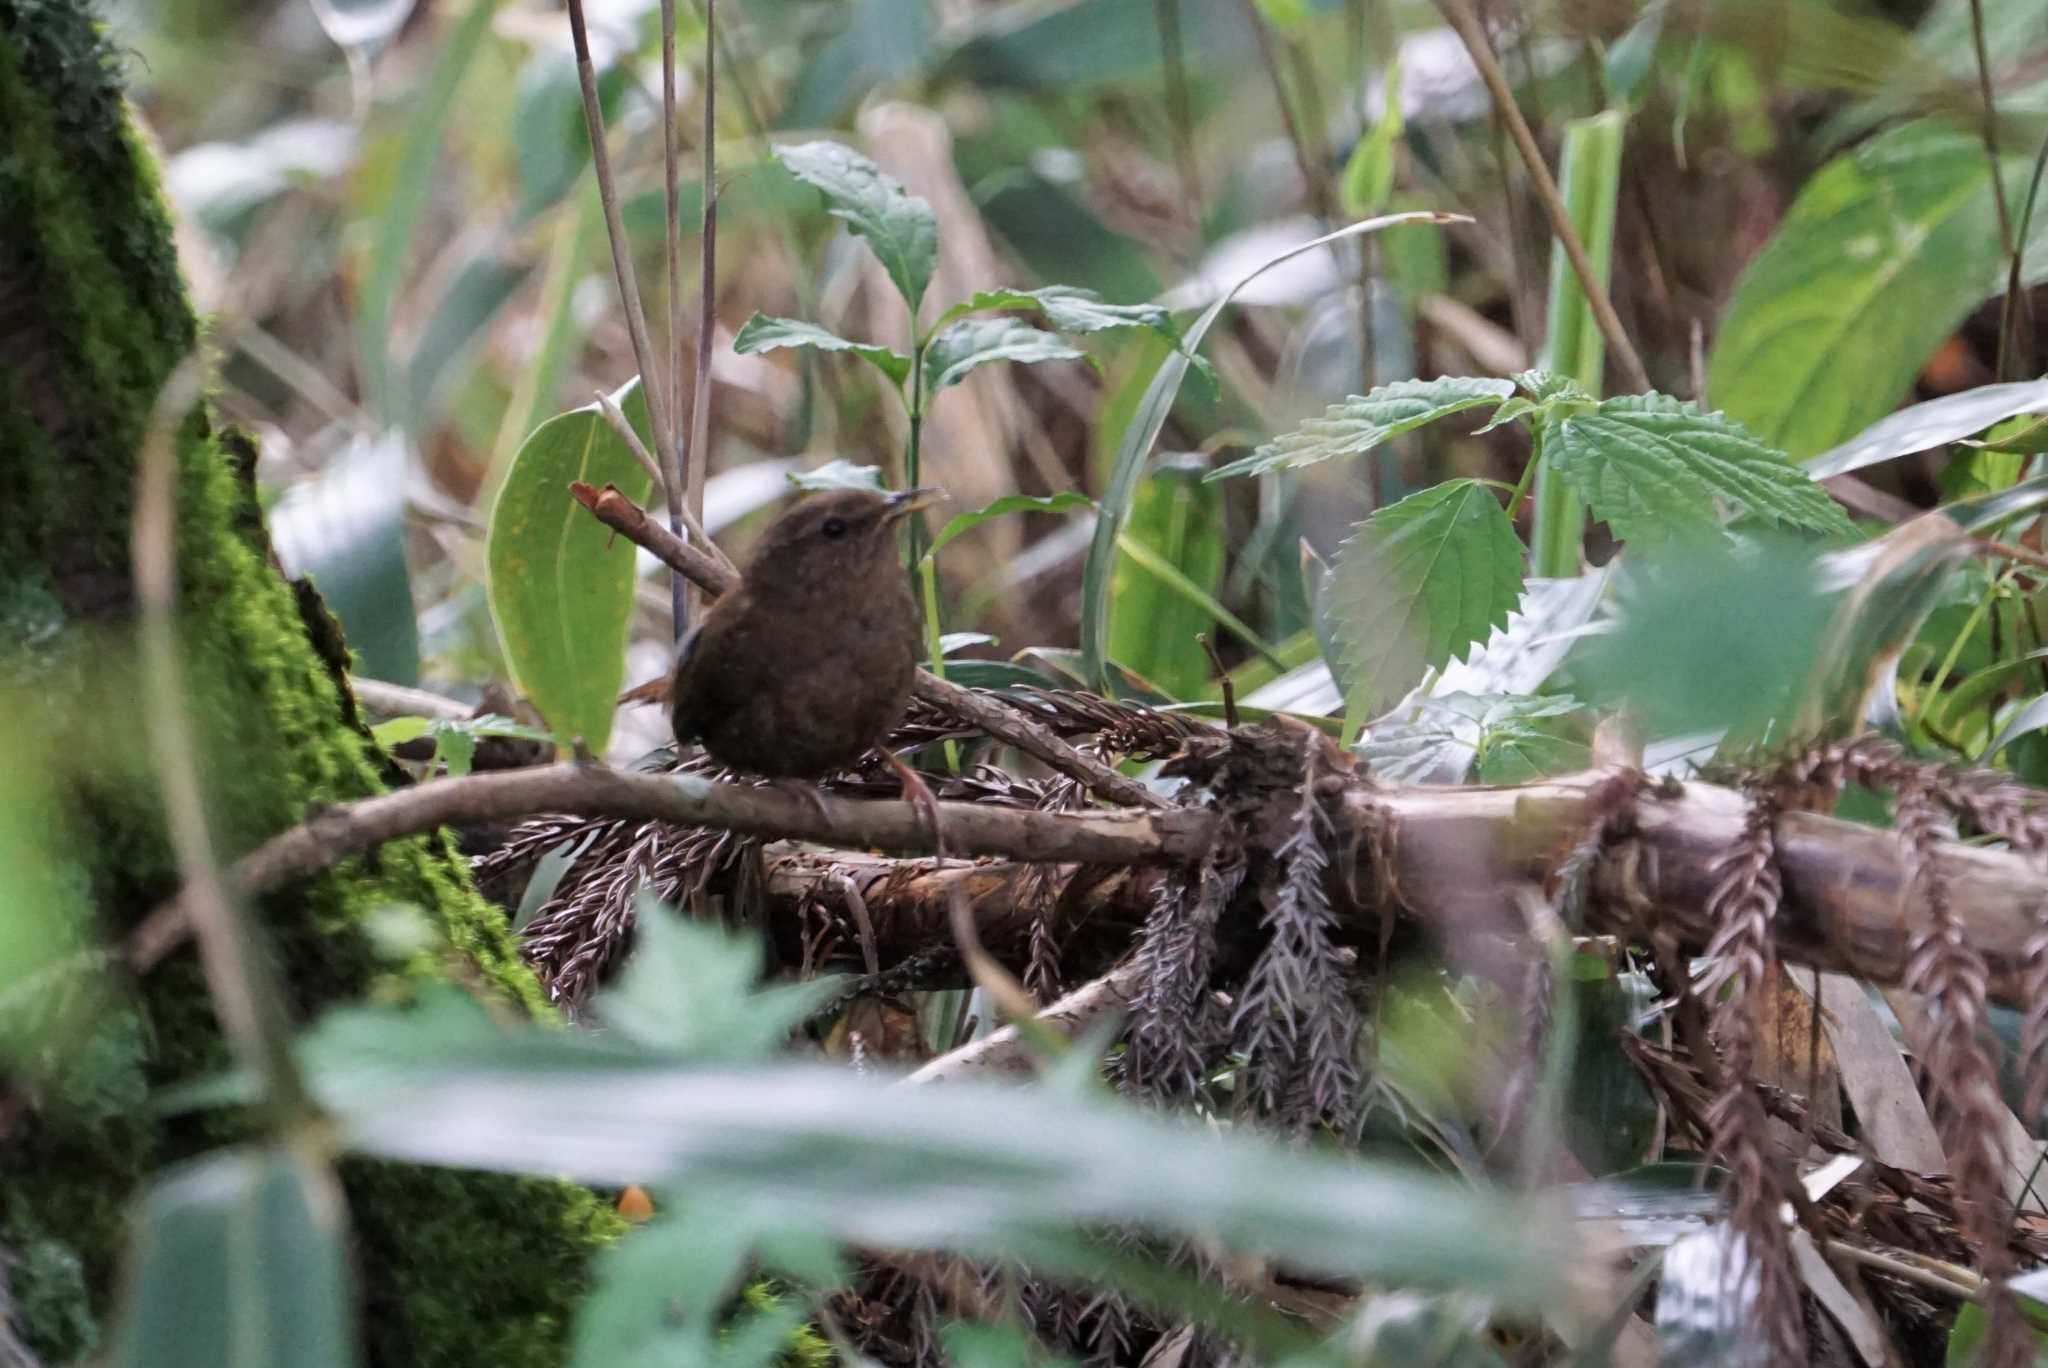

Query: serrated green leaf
left=1543, top=394, right=1853, bottom=545
left=732, top=313, right=911, bottom=387
left=1340, top=54, right=1403, bottom=217
left=790, top=459, right=885, bottom=492
left=923, top=317, right=1087, bottom=391
left=1514, top=370, right=1588, bottom=403
left=432, top=723, right=477, bottom=779
left=106, top=1146, right=358, bottom=1368
left=598, top=894, right=842, bottom=1060
left=956, top=285, right=1177, bottom=341
left=1330, top=479, right=1527, bottom=714
left=1474, top=395, right=1539, bottom=435
left=487, top=378, right=657, bottom=757
left=925, top=491, right=1095, bottom=562
left=773, top=140, right=938, bottom=312
left=1208, top=377, right=1515, bottom=481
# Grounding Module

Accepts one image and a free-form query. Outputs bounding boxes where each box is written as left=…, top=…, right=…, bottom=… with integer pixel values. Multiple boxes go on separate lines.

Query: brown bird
left=667, top=485, right=940, bottom=779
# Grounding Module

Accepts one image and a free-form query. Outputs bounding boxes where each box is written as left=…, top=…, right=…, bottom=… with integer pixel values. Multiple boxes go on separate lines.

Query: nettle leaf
left=732, top=313, right=911, bottom=387
left=1514, top=370, right=1591, bottom=403
left=926, top=491, right=1094, bottom=561
left=923, top=317, right=1087, bottom=391
left=598, top=894, right=842, bottom=1060
left=1208, top=377, right=1516, bottom=481
left=773, top=140, right=938, bottom=312
left=960, top=285, right=1177, bottom=341
left=790, top=459, right=885, bottom=492
left=1543, top=394, right=1853, bottom=545
left=1330, top=479, right=1527, bottom=714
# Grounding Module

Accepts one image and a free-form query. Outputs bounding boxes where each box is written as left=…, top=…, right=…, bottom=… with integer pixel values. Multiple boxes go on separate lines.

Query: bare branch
left=1433, top=0, right=1651, bottom=394
left=906, top=962, right=1144, bottom=1085
left=566, top=0, right=676, bottom=466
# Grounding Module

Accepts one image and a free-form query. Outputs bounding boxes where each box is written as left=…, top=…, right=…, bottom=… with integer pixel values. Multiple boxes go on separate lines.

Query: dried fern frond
left=1697, top=783, right=1805, bottom=1363
left=1228, top=752, right=1360, bottom=1130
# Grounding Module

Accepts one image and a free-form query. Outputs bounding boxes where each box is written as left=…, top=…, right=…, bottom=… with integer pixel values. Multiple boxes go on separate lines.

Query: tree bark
left=0, top=8, right=614, bottom=1364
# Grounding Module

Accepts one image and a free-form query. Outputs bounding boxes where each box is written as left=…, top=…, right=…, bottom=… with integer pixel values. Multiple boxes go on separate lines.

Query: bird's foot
left=771, top=777, right=834, bottom=827
left=881, top=749, right=943, bottom=858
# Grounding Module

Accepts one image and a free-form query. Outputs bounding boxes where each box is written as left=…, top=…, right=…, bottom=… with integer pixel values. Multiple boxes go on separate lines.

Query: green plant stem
left=1529, top=111, right=1625, bottom=579
left=1997, top=129, right=2048, bottom=383
left=1910, top=568, right=2014, bottom=736
left=1116, top=532, right=1289, bottom=670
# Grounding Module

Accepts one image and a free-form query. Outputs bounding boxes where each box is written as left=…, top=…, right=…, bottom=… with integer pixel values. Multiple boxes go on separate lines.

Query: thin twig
left=1434, top=0, right=1652, bottom=394
left=591, top=387, right=667, bottom=492
left=1968, top=0, right=2017, bottom=267
left=660, top=0, right=691, bottom=640
left=1237, top=0, right=1332, bottom=224
left=566, top=0, right=677, bottom=472
left=134, top=349, right=318, bottom=1127
left=686, top=0, right=718, bottom=611
left=904, top=961, right=1145, bottom=1084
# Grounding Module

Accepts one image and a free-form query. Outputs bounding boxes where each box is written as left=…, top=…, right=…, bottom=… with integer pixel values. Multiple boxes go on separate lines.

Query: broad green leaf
left=1340, top=54, right=1403, bottom=217
left=1359, top=693, right=1584, bottom=786
left=922, top=317, right=1086, bottom=391
left=1329, top=480, right=1526, bottom=715
left=925, top=492, right=1094, bottom=562
left=1709, top=121, right=2048, bottom=460
left=106, top=1146, right=358, bottom=1368
left=291, top=994, right=1567, bottom=1307
left=1808, top=378, right=2048, bottom=478
left=1514, top=369, right=1591, bottom=404
left=773, top=141, right=938, bottom=313
left=486, top=378, right=657, bottom=757
left=1208, top=377, right=1515, bottom=481
left=1968, top=414, right=2048, bottom=456
left=789, top=459, right=885, bottom=492
left=1577, top=539, right=1838, bottom=740
left=732, top=313, right=911, bottom=387
left=1081, top=211, right=1466, bottom=691
left=600, top=895, right=842, bottom=1059
left=1542, top=394, right=1853, bottom=545
left=952, top=285, right=1177, bottom=341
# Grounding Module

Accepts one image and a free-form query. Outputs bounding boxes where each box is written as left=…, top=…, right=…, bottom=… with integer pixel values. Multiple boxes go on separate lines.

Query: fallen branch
left=139, top=763, right=2048, bottom=1010
left=129, top=765, right=1204, bottom=972
left=572, top=480, right=1165, bottom=810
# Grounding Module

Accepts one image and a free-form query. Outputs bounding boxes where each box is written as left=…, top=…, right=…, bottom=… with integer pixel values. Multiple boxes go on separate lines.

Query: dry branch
left=138, top=763, right=2048, bottom=1010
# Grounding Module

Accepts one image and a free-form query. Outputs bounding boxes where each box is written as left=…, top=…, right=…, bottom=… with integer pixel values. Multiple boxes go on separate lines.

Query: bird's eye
left=820, top=516, right=849, bottom=539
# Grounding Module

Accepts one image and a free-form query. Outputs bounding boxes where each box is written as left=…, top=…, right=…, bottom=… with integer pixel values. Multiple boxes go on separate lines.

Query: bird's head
left=746, top=485, right=942, bottom=599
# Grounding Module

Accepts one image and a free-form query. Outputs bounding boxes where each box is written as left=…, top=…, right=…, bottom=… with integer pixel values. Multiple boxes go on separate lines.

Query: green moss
left=0, top=3, right=619, bottom=1362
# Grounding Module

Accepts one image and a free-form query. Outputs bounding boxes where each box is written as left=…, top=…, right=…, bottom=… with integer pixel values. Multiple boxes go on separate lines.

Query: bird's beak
left=883, top=486, right=945, bottom=521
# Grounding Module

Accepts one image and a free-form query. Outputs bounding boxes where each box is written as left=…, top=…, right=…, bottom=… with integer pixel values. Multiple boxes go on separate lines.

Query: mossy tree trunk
left=0, top=4, right=616, bottom=1363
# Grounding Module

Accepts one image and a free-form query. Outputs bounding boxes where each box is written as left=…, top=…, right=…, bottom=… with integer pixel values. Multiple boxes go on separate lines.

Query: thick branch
left=130, top=766, right=1203, bottom=971
left=141, top=766, right=2048, bottom=1009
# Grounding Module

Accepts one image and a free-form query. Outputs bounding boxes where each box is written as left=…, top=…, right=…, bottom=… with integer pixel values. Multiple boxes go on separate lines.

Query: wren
left=667, top=486, right=939, bottom=779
